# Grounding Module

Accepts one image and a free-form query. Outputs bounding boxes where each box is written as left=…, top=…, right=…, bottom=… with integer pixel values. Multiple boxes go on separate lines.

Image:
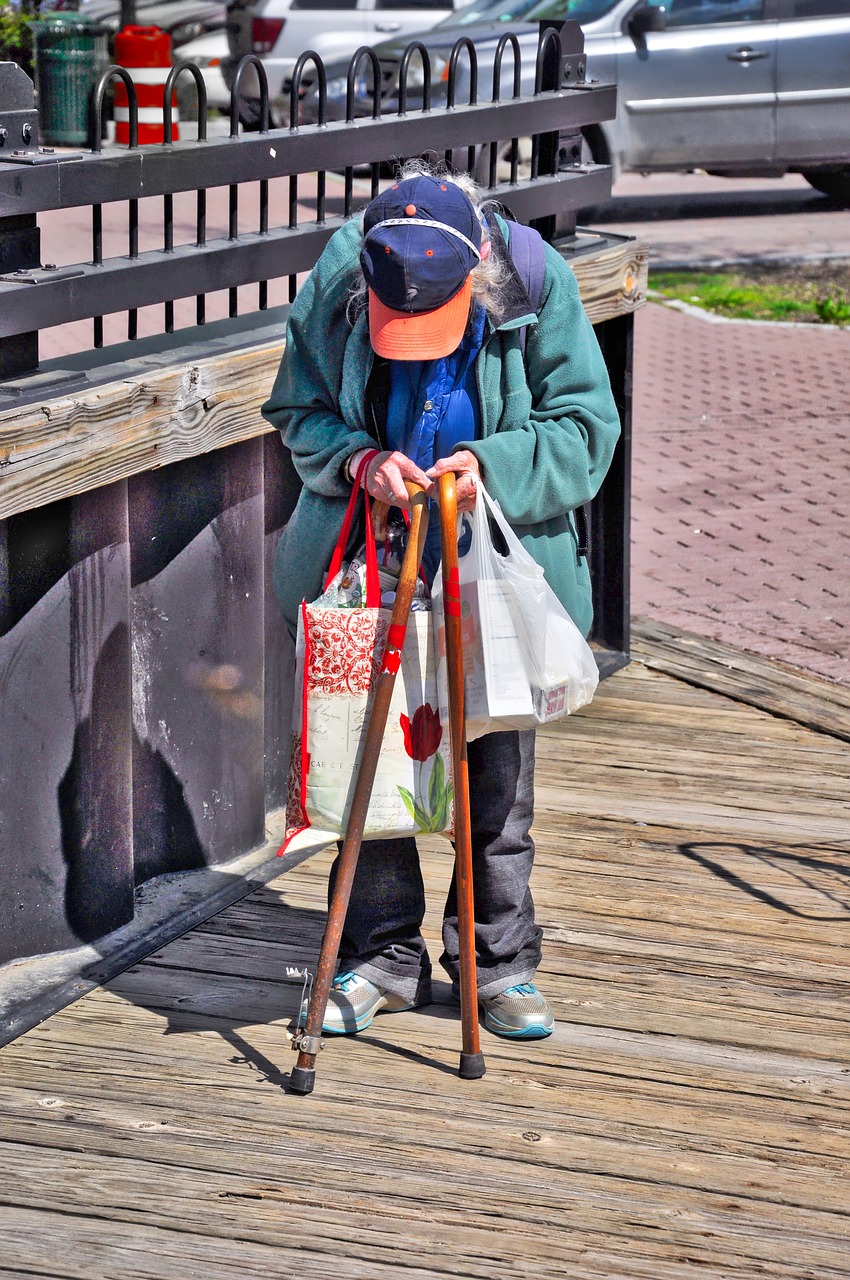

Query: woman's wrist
left=345, top=448, right=374, bottom=484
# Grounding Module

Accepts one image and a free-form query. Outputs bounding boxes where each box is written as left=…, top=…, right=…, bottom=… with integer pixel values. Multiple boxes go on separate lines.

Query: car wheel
left=802, top=168, right=850, bottom=205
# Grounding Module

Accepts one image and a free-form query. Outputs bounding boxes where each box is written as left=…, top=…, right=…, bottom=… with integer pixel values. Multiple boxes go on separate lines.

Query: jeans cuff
left=475, top=967, right=538, bottom=999
left=350, top=959, right=432, bottom=1006
left=445, top=965, right=539, bottom=1001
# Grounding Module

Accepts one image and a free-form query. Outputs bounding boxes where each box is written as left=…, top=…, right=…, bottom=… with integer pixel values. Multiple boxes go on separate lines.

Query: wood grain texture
left=563, top=233, right=649, bottom=325
left=0, top=346, right=280, bottom=521
left=0, top=238, right=647, bottom=521
left=0, top=660, right=847, bottom=1279
left=633, top=615, right=850, bottom=743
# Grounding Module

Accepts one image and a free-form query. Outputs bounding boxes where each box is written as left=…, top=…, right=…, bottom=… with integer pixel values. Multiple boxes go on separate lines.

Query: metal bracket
left=291, top=1030, right=324, bottom=1055
left=0, top=63, right=40, bottom=162
left=0, top=150, right=84, bottom=167
left=561, top=54, right=587, bottom=85
left=0, top=265, right=86, bottom=286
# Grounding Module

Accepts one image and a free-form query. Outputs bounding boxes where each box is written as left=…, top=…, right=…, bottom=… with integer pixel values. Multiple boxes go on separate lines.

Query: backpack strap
left=504, top=219, right=591, bottom=560
left=504, top=220, right=546, bottom=359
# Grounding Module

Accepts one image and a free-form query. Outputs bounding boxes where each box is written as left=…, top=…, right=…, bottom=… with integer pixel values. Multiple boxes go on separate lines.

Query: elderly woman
left=262, top=166, right=620, bottom=1041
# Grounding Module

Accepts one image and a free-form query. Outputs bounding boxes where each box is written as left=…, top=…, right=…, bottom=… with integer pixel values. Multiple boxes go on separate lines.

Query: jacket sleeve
left=261, top=224, right=379, bottom=497
left=466, top=244, right=621, bottom=526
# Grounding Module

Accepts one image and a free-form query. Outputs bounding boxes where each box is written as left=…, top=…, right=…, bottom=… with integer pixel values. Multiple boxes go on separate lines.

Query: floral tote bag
left=280, top=462, right=453, bottom=858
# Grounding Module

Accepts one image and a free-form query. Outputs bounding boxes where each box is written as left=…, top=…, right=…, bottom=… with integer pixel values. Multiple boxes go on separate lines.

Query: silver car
left=296, top=0, right=850, bottom=202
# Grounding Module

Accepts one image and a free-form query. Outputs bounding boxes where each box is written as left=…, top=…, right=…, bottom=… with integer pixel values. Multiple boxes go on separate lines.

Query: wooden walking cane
left=289, top=480, right=430, bottom=1096
left=439, top=472, right=486, bottom=1081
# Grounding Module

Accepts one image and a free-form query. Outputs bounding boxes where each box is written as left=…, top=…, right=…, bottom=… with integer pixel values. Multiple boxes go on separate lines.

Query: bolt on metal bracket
left=0, top=150, right=84, bottom=166
left=0, top=265, right=85, bottom=284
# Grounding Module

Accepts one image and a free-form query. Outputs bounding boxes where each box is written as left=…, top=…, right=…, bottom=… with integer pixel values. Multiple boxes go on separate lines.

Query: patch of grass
left=650, top=267, right=850, bottom=326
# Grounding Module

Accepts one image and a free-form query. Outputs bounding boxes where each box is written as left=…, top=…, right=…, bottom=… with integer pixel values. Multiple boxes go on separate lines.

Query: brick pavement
left=632, top=301, right=850, bottom=685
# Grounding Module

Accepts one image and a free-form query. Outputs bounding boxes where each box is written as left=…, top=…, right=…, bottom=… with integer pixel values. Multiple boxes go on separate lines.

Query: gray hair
left=347, top=158, right=511, bottom=327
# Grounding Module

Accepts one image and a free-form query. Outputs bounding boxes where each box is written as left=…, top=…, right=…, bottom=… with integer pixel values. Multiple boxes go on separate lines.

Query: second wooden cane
left=439, top=472, right=485, bottom=1080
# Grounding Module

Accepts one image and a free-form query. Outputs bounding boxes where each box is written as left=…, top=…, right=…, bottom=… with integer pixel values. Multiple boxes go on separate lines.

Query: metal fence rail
left=0, top=25, right=614, bottom=367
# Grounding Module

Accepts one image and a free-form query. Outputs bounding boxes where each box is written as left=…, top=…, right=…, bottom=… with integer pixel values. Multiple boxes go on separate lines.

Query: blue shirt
left=385, top=304, right=485, bottom=578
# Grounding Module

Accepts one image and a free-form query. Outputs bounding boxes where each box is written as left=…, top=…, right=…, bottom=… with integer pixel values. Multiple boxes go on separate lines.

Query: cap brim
left=368, top=277, right=473, bottom=361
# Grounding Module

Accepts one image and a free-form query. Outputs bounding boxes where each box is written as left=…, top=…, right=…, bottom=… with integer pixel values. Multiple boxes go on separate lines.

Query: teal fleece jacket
left=261, top=216, right=621, bottom=638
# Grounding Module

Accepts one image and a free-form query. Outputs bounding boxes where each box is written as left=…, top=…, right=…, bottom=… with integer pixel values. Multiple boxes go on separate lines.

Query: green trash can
left=34, top=13, right=109, bottom=147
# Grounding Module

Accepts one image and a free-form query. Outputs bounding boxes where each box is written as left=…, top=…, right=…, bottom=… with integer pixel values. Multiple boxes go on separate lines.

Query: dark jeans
left=328, top=729, right=541, bottom=1003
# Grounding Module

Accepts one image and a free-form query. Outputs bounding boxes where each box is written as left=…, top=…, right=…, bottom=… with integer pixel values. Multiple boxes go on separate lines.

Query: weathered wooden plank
left=560, top=233, right=648, bottom=325
left=0, top=239, right=645, bottom=521
left=0, top=1127, right=846, bottom=1270
left=15, top=993, right=850, bottom=1127
left=0, top=346, right=279, bottom=521
left=135, top=923, right=850, bottom=989
left=92, top=959, right=846, bottom=1062
left=0, top=1202, right=841, bottom=1280
left=632, top=616, right=850, bottom=743
left=4, top=1040, right=847, bottom=1156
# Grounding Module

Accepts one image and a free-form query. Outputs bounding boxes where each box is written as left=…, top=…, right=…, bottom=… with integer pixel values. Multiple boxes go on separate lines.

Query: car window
left=525, top=0, right=622, bottom=21
left=374, top=0, right=449, bottom=7
left=290, top=0, right=358, bottom=8
left=663, top=0, right=764, bottom=27
left=432, top=0, right=546, bottom=28
left=785, top=0, right=846, bottom=14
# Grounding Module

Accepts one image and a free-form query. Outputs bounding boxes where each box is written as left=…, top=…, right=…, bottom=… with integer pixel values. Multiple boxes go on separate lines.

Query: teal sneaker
left=300, top=971, right=415, bottom=1036
left=480, top=983, right=554, bottom=1039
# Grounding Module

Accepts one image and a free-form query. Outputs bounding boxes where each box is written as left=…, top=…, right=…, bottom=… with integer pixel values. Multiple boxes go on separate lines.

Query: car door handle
left=727, top=47, right=770, bottom=62
left=375, top=22, right=401, bottom=31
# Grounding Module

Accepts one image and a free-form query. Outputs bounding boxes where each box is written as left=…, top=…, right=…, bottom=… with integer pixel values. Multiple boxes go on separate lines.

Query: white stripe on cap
left=365, top=217, right=481, bottom=259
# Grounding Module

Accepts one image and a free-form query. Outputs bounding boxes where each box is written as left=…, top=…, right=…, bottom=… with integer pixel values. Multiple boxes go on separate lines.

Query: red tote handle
left=325, top=450, right=381, bottom=608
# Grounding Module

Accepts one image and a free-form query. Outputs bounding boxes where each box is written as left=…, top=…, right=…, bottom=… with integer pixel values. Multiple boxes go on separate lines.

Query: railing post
left=589, top=312, right=633, bottom=674
left=0, top=64, right=41, bottom=379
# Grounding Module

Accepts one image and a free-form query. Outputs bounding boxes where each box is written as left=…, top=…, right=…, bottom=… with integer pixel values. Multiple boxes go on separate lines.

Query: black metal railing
left=0, top=23, right=614, bottom=370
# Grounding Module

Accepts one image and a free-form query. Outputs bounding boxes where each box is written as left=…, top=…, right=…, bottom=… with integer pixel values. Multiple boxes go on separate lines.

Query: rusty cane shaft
left=289, top=481, right=429, bottom=1095
left=438, top=473, right=485, bottom=1080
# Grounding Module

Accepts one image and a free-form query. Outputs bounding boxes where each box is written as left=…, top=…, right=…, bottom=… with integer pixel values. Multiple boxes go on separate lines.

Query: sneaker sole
left=484, top=1012, right=554, bottom=1040
left=303, top=997, right=416, bottom=1037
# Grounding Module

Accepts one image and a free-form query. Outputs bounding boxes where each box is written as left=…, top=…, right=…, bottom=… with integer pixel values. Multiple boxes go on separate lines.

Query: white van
left=224, top=0, right=469, bottom=122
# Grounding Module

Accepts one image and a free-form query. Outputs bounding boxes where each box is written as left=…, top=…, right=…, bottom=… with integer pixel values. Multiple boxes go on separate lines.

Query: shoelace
left=333, top=971, right=360, bottom=993
left=502, top=983, right=538, bottom=997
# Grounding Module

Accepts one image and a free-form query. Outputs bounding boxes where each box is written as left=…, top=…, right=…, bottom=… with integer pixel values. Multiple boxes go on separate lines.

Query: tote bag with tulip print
left=279, top=463, right=453, bottom=858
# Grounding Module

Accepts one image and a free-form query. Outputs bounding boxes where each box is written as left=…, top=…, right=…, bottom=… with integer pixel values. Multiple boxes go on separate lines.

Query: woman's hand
left=427, top=450, right=481, bottom=512
left=363, top=450, right=433, bottom=509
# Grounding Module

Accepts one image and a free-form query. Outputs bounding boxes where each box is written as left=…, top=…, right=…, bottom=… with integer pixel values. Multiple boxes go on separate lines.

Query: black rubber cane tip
left=288, top=1065, right=316, bottom=1095
left=458, top=1052, right=486, bottom=1080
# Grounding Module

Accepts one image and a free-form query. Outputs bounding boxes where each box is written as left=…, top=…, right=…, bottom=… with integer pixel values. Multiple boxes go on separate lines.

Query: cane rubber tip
left=459, top=1052, right=486, bottom=1080
left=288, top=1066, right=316, bottom=1095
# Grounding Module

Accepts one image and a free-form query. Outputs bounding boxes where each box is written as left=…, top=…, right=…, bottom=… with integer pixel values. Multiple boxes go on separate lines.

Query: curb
left=645, top=294, right=850, bottom=331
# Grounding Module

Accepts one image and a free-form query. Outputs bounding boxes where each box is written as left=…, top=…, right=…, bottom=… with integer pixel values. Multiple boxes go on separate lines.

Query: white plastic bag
left=432, top=481, right=599, bottom=740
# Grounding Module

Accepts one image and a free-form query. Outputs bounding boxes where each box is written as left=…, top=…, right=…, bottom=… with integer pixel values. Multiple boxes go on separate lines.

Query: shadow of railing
left=677, top=840, right=850, bottom=922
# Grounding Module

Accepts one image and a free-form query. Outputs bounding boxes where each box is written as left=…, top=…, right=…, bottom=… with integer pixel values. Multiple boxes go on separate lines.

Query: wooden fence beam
left=0, top=236, right=647, bottom=521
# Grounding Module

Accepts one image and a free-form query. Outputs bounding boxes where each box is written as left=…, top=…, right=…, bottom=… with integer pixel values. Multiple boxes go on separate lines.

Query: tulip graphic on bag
left=397, top=704, right=453, bottom=834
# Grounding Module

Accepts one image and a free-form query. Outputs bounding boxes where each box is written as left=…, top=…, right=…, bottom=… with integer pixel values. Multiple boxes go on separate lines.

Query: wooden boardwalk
left=1, top=639, right=848, bottom=1279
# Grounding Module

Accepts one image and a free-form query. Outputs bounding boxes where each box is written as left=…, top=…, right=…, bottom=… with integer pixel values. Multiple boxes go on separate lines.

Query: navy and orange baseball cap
left=360, top=175, right=484, bottom=361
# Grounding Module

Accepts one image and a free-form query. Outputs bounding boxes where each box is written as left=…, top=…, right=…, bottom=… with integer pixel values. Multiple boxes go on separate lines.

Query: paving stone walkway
left=631, top=301, right=850, bottom=685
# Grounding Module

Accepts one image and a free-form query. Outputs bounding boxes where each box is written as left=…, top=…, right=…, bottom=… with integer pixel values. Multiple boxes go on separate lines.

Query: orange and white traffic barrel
left=114, top=25, right=177, bottom=145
